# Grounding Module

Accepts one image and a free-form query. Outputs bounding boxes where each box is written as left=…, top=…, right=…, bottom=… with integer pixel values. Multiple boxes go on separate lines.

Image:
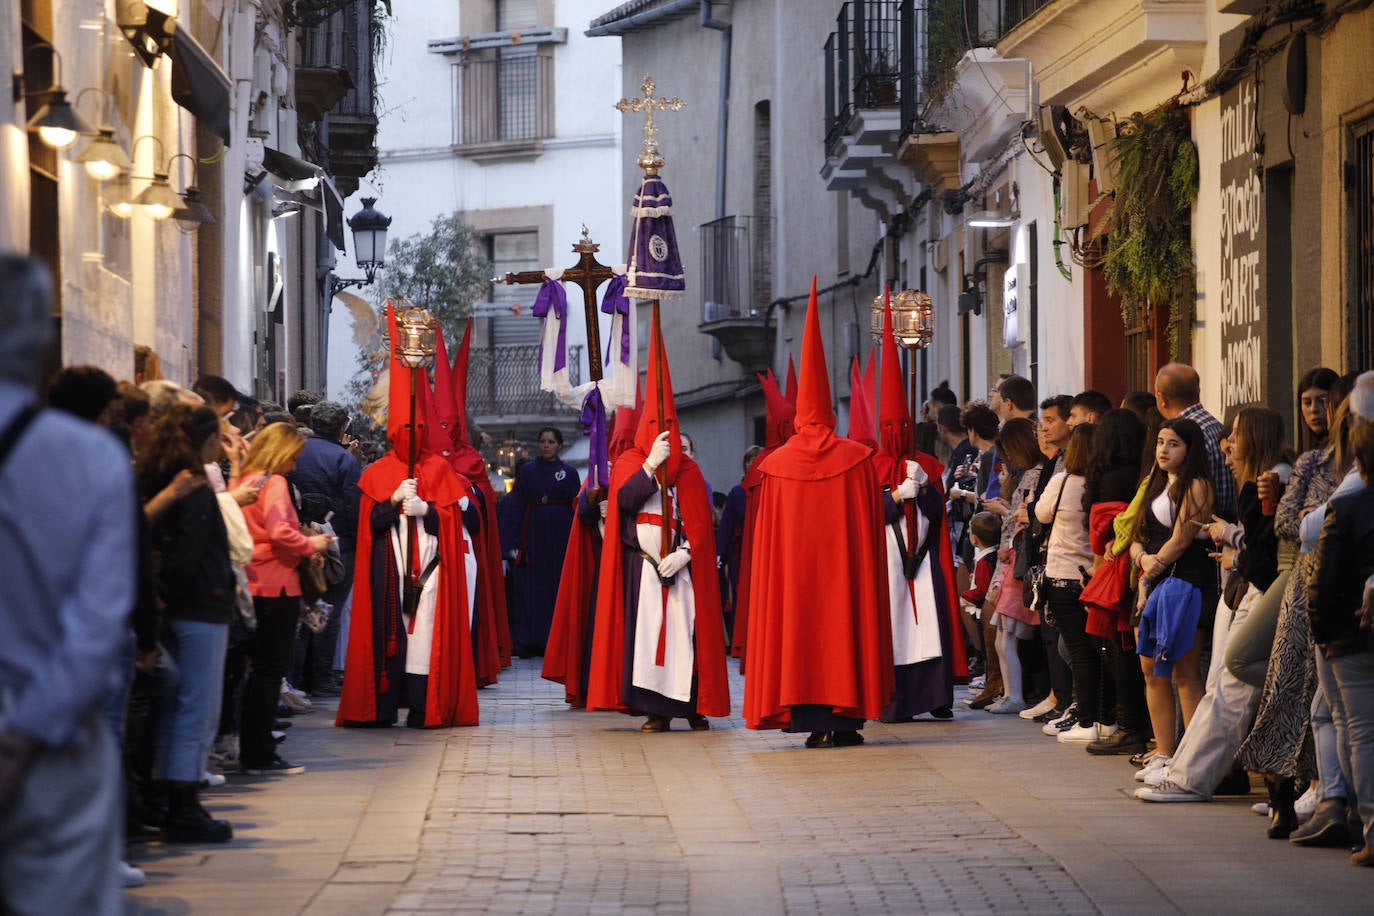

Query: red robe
left=585, top=448, right=730, bottom=718
left=541, top=483, right=602, bottom=706
left=743, top=426, right=893, bottom=729
left=337, top=451, right=480, bottom=727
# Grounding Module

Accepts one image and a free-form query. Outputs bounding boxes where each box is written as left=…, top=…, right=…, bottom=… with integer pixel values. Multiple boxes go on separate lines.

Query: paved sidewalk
left=126, top=661, right=1373, bottom=915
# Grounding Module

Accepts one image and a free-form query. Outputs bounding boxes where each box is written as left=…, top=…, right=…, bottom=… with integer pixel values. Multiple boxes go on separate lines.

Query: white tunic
left=885, top=495, right=944, bottom=666
left=630, top=486, right=697, bottom=702
left=388, top=509, right=478, bottom=676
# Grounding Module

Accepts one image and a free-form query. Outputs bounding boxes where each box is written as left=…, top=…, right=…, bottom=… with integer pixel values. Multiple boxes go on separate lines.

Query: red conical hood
left=846, top=356, right=876, bottom=447
left=449, top=320, right=473, bottom=446
left=794, top=277, right=835, bottom=431
left=784, top=354, right=798, bottom=406
left=863, top=347, right=876, bottom=410
left=386, top=301, right=432, bottom=464
left=759, top=369, right=795, bottom=448
left=878, top=290, right=914, bottom=464
left=609, top=376, right=642, bottom=461
left=635, top=307, right=682, bottom=479
left=430, top=323, right=459, bottom=442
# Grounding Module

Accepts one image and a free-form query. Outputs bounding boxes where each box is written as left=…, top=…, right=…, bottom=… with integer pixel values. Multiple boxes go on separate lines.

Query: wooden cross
left=614, top=74, right=684, bottom=175
left=494, top=225, right=618, bottom=381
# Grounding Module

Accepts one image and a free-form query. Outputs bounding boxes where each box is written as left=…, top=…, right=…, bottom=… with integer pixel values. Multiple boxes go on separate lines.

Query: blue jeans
left=1315, top=649, right=1355, bottom=803
left=1327, top=650, right=1374, bottom=846
left=155, top=619, right=228, bottom=783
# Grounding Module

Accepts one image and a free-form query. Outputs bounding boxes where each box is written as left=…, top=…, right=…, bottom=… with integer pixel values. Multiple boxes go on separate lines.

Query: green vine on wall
left=1090, top=106, right=1199, bottom=357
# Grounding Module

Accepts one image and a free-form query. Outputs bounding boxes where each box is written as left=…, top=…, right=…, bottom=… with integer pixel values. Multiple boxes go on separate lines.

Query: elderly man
left=0, top=255, right=136, bottom=915
left=1154, top=363, right=1234, bottom=519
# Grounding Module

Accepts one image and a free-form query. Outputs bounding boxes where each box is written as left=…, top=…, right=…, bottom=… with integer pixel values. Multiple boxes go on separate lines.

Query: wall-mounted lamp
left=70, top=88, right=133, bottom=181
left=329, top=198, right=392, bottom=298
left=127, top=135, right=178, bottom=220
left=966, top=210, right=1019, bottom=229
left=18, top=43, right=95, bottom=149
left=166, top=153, right=215, bottom=225
left=108, top=173, right=136, bottom=219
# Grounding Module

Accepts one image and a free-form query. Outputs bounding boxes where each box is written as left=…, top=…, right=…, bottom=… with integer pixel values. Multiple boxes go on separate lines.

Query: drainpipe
left=700, top=1, right=731, bottom=221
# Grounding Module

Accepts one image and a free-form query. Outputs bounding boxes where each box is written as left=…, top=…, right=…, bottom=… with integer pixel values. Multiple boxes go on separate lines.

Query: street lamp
left=330, top=197, right=392, bottom=298
left=19, top=44, right=95, bottom=150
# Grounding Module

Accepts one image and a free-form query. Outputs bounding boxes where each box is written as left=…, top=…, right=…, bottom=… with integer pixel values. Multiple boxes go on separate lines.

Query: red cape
left=337, top=451, right=480, bottom=727
left=542, top=483, right=601, bottom=706
left=742, top=430, right=893, bottom=729
left=728, top=443, right=781, bottom=666
left=585, top=449, right=730, bottom=717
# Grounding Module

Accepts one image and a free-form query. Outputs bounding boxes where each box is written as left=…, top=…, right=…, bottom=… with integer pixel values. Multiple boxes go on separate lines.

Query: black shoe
left=126, top=818, right=162, bottom=843
left=1291, top=803, right=1354, bottom=848
left=832, top=730, right=865, bottom=747
left=1085, top=729, right=1149, bottom=756
left=804, top=731, right=833, bottom=749
left=309, top=683, right=342, bottom=698
left=161, top=785, right=232, bottom=844
left=640, top=715, right=670, bottom=733
left=686, top=715, right=710, bottom=731
left=1266, top=777, right=1298, bottom=839
left=1033, top=706, right=1066, bottom=724
left=242, top=756, right=306, bottom=776
left=929, top=705, right=954, bottom=720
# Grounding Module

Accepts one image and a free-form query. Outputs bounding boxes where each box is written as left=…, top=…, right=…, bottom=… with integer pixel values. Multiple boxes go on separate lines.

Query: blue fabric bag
left=1137, top=575, right=1202, bottom=676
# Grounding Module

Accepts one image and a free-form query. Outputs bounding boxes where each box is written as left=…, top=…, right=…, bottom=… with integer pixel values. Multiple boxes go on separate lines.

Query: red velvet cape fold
left=337, top=451, right=480, bottom=727
left=542, top=482, right=601, bottom=706
left=585, top=448, right=730, bottom=717
left=742, top=437, right=893, bottom=730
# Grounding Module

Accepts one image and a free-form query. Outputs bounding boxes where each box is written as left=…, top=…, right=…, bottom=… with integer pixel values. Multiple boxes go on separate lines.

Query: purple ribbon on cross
left=531, top=277, right=568, bottom=373
left=601, top=274, right=631, bottom=367
left=580, top=387, right=608, bottom=491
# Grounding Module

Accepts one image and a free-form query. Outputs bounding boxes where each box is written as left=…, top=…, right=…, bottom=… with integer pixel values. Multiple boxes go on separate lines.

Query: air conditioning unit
left=1062, top=161, right=1093, bottom=230
left=1086, top=116, right=1121, bottom=195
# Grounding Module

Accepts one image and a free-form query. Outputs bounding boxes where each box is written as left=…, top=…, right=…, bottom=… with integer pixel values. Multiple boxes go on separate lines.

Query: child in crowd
left=961, top=512, right=1001, bottom=620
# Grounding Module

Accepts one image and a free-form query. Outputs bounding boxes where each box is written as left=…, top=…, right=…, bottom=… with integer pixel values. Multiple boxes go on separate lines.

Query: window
left=450, top=0, right=554, bottom=150
left=488, top=230, right=540, bottom=346
left=1352, top=117, right=1374, bottom=371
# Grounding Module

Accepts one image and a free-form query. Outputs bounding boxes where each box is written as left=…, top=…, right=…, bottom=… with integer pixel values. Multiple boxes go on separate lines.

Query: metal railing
left=823, top=0, right=1052, bottom=154
left=298, top=0, right=375, bottom=120
left=453, top=51, right=553, bottom=146
left=700, top=216, right=772, bottom=322
left=467, top=343, right=580, bottom=417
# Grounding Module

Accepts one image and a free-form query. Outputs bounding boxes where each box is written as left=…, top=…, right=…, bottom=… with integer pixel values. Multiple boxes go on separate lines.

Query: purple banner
left=601, top=274, right=631, bottom=367
left=531, top=277, right=568, bottom=372
left=580, top=387, right=608, bottom=491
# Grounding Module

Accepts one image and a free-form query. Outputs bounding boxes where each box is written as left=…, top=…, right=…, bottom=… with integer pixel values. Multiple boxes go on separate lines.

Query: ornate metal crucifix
left=614, top=74, right=684, bottom=176
left=494, top=225, right=617, bottom=381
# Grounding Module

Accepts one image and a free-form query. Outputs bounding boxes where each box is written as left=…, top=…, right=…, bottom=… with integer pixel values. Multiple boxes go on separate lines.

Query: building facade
left=3, top=0, right=379, bottom=401
left=355, top=0, right=624, bottom=473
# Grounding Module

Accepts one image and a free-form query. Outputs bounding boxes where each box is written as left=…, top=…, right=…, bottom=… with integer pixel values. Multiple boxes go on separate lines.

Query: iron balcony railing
left=700, top=215, right=773, bottom=322
left=823, top=0, right=1051, bottom=154
left=298, top=0, right=376, bottom=120
left=453, top=51, right=554, bottom=146
left=467, top=343, right=580, bottom=417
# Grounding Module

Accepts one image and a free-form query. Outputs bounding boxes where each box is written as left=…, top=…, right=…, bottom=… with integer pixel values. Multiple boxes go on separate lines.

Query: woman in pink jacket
left=233, top=422, right=331, bottom=775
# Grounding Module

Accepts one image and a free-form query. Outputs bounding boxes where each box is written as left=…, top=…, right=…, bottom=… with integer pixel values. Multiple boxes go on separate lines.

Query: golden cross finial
left=614, top=74, right=684, bottom=176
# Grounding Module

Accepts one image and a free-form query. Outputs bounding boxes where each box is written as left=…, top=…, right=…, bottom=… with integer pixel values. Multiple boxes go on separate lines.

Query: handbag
left=1020, top=469, right=1067, bottom=612
left=299, top=521, right=329, bottom=601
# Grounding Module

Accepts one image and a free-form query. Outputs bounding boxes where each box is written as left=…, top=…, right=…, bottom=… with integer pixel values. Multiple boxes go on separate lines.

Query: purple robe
left=500, top=457, right=580, bottom=651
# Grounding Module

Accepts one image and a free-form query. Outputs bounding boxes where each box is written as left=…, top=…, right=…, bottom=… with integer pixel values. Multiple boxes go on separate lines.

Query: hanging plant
left=1090, top=106, right=1199, bottom=357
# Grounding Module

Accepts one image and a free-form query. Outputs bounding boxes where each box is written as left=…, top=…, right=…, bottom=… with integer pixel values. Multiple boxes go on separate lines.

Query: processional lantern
left=870, top=289, right=935, bottom=350
left=395, top=303, right=437, bottom=369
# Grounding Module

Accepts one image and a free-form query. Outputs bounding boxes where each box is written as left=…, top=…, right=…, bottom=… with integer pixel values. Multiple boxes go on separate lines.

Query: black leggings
left=241, top=594, right=298, bottom=767
left=1047, top=584, right=1111, bottom=725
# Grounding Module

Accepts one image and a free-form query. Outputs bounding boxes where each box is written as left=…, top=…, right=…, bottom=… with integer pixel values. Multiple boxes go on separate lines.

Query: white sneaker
left=280, top=687, right=314, bottom=713
left=1041, top=706, right=1077, bottom=736
left=121, top=861, right=147, bottom=888
left=1295, top=785, right=1319, bottom=822
left=1134, top=754, right=1171, bottom=782
left=1020, top=697, right=1057, bottom=720
left=1143, top=760, right=1175, bottom=788
left=1135, top=780, right=1208, bottom=803
left=1251, top=801, right=1272, bottom=816
left=1058, top=722, right=1119, bottom=744
left=200, top=770, right=226, bottom=788
left=987, top=697, right=1028, bottom=715
left=966, top=676, right=986, bottom=692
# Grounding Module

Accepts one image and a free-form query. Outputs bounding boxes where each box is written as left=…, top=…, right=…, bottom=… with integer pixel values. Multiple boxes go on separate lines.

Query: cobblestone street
left=126, top=661, right=1372, bottom=915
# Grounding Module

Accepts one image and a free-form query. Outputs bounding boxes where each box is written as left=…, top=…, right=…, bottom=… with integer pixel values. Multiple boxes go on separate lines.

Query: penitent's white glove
left=392, top=478, right=417, bottom=504
left=644, top=430, right=673, bottom=472
left=598, top=500, right=609, bottom=520
left=657, top=547, right=691, bottom=578
left=905, top=460, right=928, bottom=487
left=401, top=496, right=429, bottom=517
left=458, top=495, right=470, bottom=512
left=895, top=478, right=918, bottom=502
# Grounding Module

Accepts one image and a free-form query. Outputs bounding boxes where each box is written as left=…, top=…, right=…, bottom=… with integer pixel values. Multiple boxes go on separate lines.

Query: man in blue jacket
left=288, top=400, right=362, bottom=696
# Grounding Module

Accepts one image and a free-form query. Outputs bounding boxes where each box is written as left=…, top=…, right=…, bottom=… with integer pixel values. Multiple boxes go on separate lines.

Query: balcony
left=452, top=51, right=554, bottom=162
left=467, top=343, right=581, bottom=421
left=297, top=0, right=379, bottom=196
left=698, top=216, right=774, bottom=375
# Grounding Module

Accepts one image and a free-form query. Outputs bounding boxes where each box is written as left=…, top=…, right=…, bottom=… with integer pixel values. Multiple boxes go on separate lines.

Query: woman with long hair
left=1136, top=407, right=1290, bottom=821
left=1129, top=418, right=1217, bottom=772
left=1238, top=373, right=1357, bottom=846
left=978, top=418, right=1047, bottom=715
left=137, top=404, right=236, bottom=843
left=232, top=422, right=330, bottom=775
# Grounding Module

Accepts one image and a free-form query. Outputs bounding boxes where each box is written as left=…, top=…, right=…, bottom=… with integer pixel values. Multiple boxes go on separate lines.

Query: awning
left=116, top=1, right=232, bottom=146
left=262, top=146, right=323, bottom=191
